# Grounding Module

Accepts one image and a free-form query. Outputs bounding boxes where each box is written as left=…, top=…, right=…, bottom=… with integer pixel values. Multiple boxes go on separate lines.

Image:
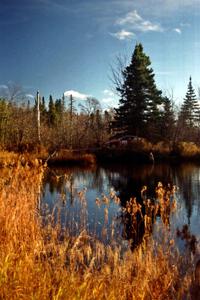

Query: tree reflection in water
left=42, top=162, right=200, bottom=250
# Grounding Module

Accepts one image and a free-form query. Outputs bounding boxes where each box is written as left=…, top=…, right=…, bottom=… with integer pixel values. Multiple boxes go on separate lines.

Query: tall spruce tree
left=48, top=95, right=57, bottom=126
left=179, top=76, right=199, bottom=127
left=40, top=97, right=46, bottom=115
left=112, top=43, right=164, bottom=140
left=160, top=97, right=175, bottom=140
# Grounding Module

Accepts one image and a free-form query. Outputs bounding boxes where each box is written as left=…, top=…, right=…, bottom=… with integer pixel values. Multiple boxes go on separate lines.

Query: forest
left=0, top=43, right=200, bottom=160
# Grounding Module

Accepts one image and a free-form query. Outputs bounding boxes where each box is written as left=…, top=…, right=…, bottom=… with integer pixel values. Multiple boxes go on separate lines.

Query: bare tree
left=78, top=97, right=101, bottom=115
left=0, top=82, right=26, bottom=103
left=109, top=53, right=128, bottom=96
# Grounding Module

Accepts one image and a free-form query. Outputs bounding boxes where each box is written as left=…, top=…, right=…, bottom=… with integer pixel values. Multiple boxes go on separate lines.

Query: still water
left=41, top=163, right=200, bottom=250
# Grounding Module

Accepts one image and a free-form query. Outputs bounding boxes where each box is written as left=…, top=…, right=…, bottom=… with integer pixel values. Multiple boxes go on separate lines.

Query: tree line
left=0, top=92, right=112, bottom=151
left=0, top=42, right=200, bottom=152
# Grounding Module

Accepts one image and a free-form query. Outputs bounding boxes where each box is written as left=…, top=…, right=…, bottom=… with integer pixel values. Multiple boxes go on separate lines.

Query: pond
left=41, top=162, right=200, bottom=251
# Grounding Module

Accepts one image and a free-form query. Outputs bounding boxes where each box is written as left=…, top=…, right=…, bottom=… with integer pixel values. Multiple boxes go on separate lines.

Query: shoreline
left=1, top=146, right=200, bottom=169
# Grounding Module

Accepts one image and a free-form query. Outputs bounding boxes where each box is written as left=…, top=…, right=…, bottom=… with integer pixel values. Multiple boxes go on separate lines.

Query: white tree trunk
left=36, top=90, right=41, bottom=143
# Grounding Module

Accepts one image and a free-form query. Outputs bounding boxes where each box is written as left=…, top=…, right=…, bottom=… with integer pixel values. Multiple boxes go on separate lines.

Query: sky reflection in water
left=41, top=163, right=200, bottom=251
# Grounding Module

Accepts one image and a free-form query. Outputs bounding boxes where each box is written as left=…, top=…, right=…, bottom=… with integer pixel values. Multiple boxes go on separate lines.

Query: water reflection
left=41, top=163, right=200, bottom=249
left=174, top=164, right=200, bottom=225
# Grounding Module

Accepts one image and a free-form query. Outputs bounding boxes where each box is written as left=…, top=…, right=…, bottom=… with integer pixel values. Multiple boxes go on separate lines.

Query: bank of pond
left=2, top=139, right=200, bottom=168
left=44, top=140, right=200, bottom=166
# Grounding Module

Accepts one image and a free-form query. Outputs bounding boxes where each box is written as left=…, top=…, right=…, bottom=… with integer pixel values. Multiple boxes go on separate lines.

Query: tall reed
left=0, top=163, right=194, bottom=299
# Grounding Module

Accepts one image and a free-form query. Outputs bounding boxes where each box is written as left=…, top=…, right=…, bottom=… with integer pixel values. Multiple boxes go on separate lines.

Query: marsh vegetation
left=0, top=160, right=199, bottom=299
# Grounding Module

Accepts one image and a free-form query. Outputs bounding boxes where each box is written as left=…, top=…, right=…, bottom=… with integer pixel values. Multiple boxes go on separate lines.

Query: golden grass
left=0, top=163, right=195, bottom=299
left=0, top=150, right=44, bottom=168
left=152, top=141, right=171, bottom=155
left=0, top=151, right=18, bottom=167
left=48, top=149, right=96, bottom=165
left=175, top=141, right=200, bottom=158
left=130, top=138, right=153, bottom=152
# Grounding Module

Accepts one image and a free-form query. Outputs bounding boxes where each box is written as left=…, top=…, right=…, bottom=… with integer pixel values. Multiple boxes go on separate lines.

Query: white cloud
left=64, top=90, right=89, bottom=100
left=101, top=97, right=118, bottom=109
left=102, top=97, right=115, bottom=104
left=101, top=89, right=118, bottom=108
left=116, top=10, right=163, bottom=33
left=111, top=29, right=135, bottom=40
left=103, top=89, right=115, bottom=97
left=26, top=94, right=35, bottom=99
left=0, top=84, right=8, bottom=89
left=117, top=10, right=142, bottom=25
left=173, top=28, right=182, bottom=34
left=110, top=1, right=200, bottom=18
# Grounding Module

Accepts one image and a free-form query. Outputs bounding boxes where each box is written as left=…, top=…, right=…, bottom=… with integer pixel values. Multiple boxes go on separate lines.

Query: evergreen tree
left=112, top=43, right=164, bottom=140
left=48, top=95, right=57, bottom=126
left=160, top=97, right=175, bottom=140
left=40, top=96, right=46, bottom=115
left=61, top=93, right=65, bottom=113
left=179, top=77, right=199, bottom=127
left=55, top=99, right=62, bottom=115
left=104, top=110, right=112, bottom=135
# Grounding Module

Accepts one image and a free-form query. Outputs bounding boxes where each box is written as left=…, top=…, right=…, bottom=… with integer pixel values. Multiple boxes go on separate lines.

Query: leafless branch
left=108, top=53, right=128, bottom=96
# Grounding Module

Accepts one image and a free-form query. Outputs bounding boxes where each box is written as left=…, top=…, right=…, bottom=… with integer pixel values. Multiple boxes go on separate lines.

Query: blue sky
left=0, top=0, right=200, bottom=108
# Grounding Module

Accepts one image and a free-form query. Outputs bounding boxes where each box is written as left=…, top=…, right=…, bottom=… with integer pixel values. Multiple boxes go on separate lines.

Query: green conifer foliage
left=112, top=43, right=164, bottom=140
left=160, top=97, right=175, bottom=140
left=40, top=97, right=46, bottom=115
left=180, top=77, right=199, bottom=127
left=48, top=95, right=57, bottom=126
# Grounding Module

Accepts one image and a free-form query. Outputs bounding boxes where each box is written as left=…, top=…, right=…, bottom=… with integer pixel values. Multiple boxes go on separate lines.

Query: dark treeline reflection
left=103, top=163, right=174, bottom=203
left=44, top=166, right=105, bottom=196
left=174, top=164, right=200, bottom=224
left=102, top=163, right=175, bottom=248
left=42, top=163, right=200, bottom=248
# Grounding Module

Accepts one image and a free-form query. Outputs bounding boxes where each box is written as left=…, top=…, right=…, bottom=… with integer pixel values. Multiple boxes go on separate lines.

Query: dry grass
left=48, top=149, right=96, bottom=166
left=152, top=141, right=172, bottom=155
left=174, top=141, right=200, bottom=158
left=0, top=163, right=195, bottom=299
left=130, top=138, right=153, bottom=152
left=0, top=151, right=44, bottom=168
left=0, top=151, right=18, bottom=167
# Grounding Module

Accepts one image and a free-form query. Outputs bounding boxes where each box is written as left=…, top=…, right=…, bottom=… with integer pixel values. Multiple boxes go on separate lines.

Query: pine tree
left=179, top=77, right=199, bottom=127
left=48, top=95, right=57, bottom=126
left=61, top=93, right=65, bottom=113
left=104, top=110, right=112, bottom=135
left=160, top=97, right=175, bottom=140
left=40, top=96, right=46, bottom=115
left=55, top=99, right=62, bottom=115
left=112, top=43, right=164, bottom=140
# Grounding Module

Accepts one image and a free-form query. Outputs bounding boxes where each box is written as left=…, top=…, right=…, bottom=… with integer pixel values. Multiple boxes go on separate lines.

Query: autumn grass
left=47, top=149, right=96, bottom=166
left=0, top=164, right=195, bottom=299
left=173, top=141, right=200, bottom=158
left=2, top=139, right=200, bottom=168
left=152, top=141, right=200, bottom=159
left=0, top=150, right=18, bottom=167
